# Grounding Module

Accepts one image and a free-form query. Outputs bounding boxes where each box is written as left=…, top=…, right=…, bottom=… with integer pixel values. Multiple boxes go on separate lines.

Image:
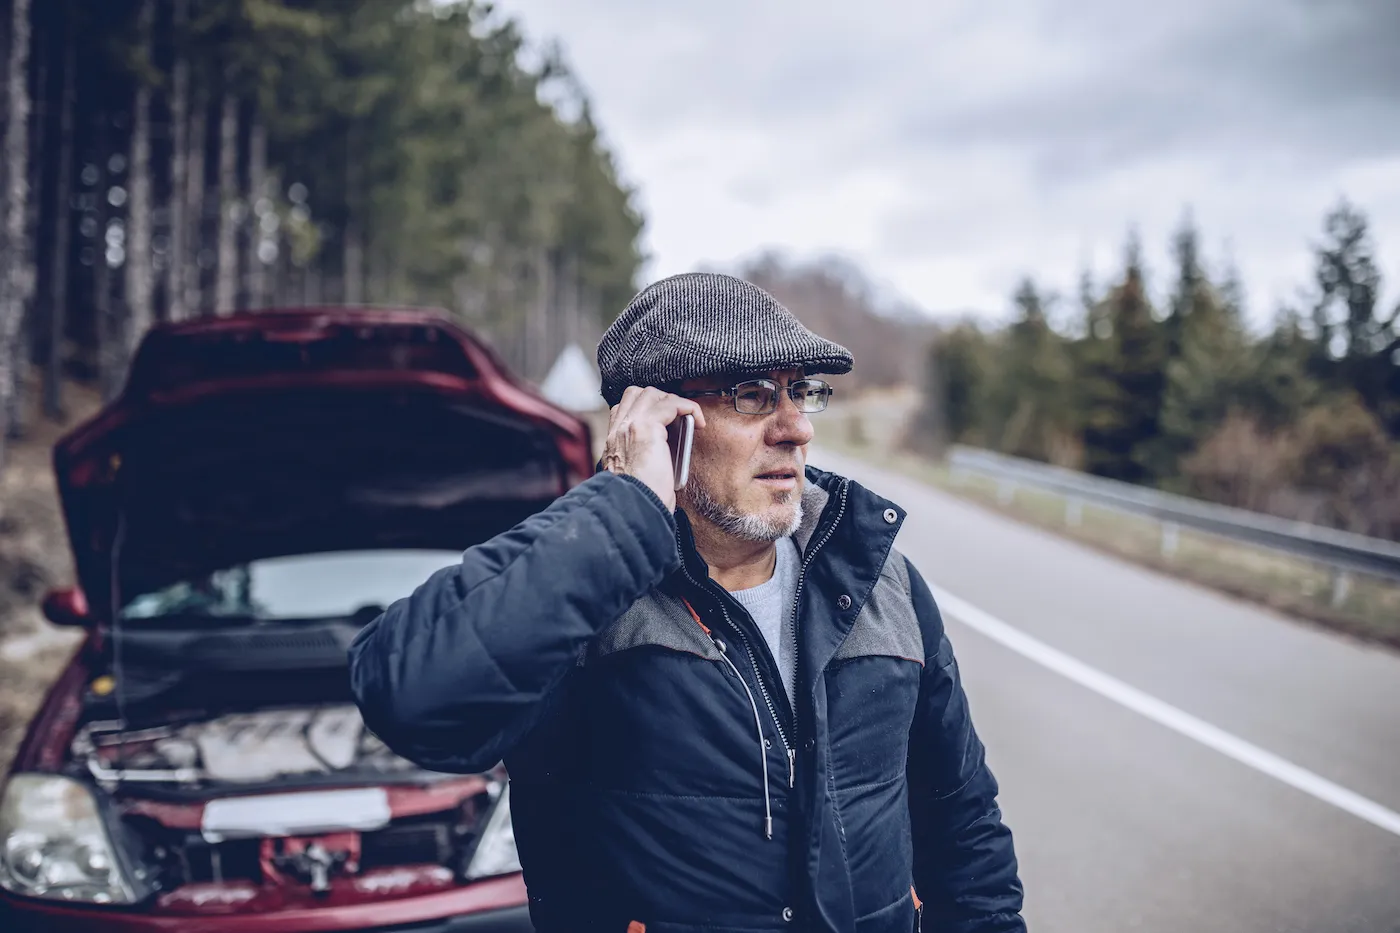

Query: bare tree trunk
left=213, top=83, right=237, bottom=314
left=342, top=122, right=363, bottom=305
left=272, top=241, right=289, bottom=305
left=247, top=112, right=266, bottom=308
left=580, top=282, right=600, bottom=352
left=94, top=111, right=122, bottom=402
left=123, top=0, right=154, bottom=350
left=43, top=0, right=71, bottom=419
left=340, top=221, right=361, bottom=301
left=342, top=220, right=363, bottom=304
left=0, top=0, right=32, bottom=461
left=96, top=230, right=117, bottom=398
left=183, top=90, right=205, bottom=315
left=528, top=247, right=551, bottom=382
left=561, top=252, right=580, bottom=350
left=165, top=0, right=188, bottom=321
left=304, top=263, right=321, bottom=306
left=366, top=241, right=392, bottom=305
left=11, top=0, right=47, bottom=441
left=364, top=243, right=379, bottom=304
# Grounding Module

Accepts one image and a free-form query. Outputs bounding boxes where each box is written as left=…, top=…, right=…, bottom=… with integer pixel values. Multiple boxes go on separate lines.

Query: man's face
left=676, top=367, right=816, bottom=543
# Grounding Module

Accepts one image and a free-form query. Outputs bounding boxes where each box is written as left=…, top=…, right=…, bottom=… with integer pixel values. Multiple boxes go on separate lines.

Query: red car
left=0, top=308, right=596, bottom=932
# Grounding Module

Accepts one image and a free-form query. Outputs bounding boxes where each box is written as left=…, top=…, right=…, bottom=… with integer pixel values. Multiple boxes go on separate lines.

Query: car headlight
left=463, top=783, right=521, bottom=880
left=0, top=774, right=136, bottom=904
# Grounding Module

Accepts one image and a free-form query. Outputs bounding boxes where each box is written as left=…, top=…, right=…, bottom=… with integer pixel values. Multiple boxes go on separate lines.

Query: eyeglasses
left=676, top=378, right=834, bottom=415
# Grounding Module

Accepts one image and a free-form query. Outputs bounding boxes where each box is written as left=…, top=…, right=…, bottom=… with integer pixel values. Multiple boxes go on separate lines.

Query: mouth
left=754, top=469, right=800, bottom=489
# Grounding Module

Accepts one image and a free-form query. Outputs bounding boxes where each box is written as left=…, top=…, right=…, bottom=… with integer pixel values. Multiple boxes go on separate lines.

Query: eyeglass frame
left=672, top=377, right=835, bottom=415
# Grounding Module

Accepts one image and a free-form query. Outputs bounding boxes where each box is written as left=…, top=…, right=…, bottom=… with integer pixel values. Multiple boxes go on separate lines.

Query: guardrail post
left=1161, top=521, right=1180, bottom=558
left=1330, top=570, right=1352, bottom=608
left=997, top=479, right=1016, bottom=505
left=1066, top=498, right=1083, bottom=527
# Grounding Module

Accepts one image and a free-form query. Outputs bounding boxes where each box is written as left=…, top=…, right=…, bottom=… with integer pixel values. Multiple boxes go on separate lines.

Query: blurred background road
left=816, top=446, right=1400, bottom=933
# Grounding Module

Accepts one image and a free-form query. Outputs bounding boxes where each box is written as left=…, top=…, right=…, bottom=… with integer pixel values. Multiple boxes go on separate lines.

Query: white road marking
left=929, top=583, right=1400, bottom=839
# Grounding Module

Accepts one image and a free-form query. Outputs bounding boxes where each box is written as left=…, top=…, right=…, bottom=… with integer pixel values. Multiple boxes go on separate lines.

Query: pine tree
left=1237, top=305, right=1322, bottom=432
left=1162, top=211, right=1203, bottom=360
left=1080, top=232, right=1168, bottom=483
left=985, top=277, right=1076, bottom=463
left=0, top=0, right=649, bottom=482
left=1307, top=199, right=1400, bottom=436
left=1148, top=219, right=1249, bottom=482
left=942, top=322, right=993, bottom=447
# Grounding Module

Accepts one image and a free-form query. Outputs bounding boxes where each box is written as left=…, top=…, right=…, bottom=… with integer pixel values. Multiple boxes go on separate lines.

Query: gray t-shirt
left=728, top=536, right=801, bottom=704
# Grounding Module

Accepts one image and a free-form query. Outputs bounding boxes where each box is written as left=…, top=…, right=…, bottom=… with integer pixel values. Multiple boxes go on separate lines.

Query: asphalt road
left=812, top=448, right=1400, bottom=933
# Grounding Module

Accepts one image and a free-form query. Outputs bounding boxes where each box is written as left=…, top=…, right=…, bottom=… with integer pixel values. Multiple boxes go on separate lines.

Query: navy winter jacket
left=348, top=466, right=1024, bottom=933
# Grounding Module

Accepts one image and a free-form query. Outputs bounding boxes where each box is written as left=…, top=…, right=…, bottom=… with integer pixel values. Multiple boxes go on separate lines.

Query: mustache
left=753, top=460, right=804, bottom=477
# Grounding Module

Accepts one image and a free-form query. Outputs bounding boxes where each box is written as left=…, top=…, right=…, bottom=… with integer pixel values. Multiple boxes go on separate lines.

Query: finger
left=610, top=387, right=706, bottom=434
left=609, top=386, right=647, bottom=429
left=682, top=397, right=706, bottom=430
left=647, top=392, right=705, bottom=430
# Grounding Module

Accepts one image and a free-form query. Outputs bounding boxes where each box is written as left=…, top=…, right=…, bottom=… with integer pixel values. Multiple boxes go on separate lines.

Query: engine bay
left=73, top=704, right=422, bottom=787
left=47, top=705, right=518, bottom=904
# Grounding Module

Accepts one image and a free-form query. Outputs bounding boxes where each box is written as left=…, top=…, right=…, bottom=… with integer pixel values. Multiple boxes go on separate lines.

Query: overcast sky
left=495, top=0, right=1400, bottom=329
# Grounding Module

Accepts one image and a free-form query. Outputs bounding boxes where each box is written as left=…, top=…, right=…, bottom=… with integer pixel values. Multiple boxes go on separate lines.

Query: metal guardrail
left=947, top=445, right=1400, bottom=594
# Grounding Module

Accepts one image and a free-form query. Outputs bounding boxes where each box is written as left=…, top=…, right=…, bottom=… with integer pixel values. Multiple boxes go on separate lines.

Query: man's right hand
left=601, top=387, right=706, bottom=511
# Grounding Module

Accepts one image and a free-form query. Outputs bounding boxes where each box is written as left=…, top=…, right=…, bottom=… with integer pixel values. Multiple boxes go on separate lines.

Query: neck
left=688, top=514, right=780, bottom=591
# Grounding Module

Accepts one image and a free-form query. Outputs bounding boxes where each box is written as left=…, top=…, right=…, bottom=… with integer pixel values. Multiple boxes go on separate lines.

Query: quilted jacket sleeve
left=904, top=558, right=1026, bottom=933
left=347, top=471, right=680, bottom=773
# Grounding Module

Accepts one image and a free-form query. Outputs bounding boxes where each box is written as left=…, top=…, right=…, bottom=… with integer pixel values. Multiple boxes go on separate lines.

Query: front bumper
left=1, top=905, right=533, bottom=933
left=0, top=873, right=532, bottom=933
left=354, top=905, right=532, bottom=932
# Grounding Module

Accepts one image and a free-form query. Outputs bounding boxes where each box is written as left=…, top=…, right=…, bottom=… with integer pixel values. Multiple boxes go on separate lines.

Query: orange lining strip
left=680, top=597, right=710, bottom=635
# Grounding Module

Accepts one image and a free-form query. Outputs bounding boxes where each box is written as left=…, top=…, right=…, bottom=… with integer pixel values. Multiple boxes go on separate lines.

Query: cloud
left=909, top=0, right=1400, bottom=177
left=493, top=0, right=1400, bottom=325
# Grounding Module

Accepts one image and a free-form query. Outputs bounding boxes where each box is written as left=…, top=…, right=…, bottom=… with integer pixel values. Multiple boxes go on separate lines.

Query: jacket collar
left=666, top=463, right=909, bottom=700
left=793, top=475, right=831, bottom=555
left=669, top=465, right=867, bottom=585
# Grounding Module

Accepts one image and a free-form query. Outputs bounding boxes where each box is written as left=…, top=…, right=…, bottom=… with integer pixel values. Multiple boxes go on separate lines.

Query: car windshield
left=119, top=549, right=463, bottom=621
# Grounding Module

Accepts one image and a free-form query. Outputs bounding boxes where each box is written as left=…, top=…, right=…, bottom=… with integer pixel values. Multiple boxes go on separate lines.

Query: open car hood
left=54, top=307, right=595, bottom=619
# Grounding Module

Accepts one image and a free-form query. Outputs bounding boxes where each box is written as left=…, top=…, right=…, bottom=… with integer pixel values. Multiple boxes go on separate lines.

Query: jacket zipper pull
left=787, top=749, right=795, bottom=788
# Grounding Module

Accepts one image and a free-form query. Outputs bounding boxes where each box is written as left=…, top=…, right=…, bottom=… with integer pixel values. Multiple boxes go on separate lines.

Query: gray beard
left=685, top=475, right=805, bottom=543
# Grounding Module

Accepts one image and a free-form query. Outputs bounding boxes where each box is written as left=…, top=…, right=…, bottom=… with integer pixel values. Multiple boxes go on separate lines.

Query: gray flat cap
left=596, top=272, right=854, bottom=406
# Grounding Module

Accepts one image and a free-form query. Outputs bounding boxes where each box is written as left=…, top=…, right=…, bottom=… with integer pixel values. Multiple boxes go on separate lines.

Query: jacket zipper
left=731, top=602, right=793, bottom=786
left=676, top=547, right=796, bottom=789
left=787, top=477, right=850, bottom=731
left=711, top=636, right=774, bottom=839
left=674, top=479, right=852, bottom=806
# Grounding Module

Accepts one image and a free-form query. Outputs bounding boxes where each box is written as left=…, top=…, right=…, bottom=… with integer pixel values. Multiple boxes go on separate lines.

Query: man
left=348, top=272, right=1026, bottom=932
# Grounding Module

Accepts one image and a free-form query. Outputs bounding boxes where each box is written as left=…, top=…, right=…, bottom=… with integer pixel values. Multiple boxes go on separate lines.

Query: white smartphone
left=669, top=413, right=695, bottom=491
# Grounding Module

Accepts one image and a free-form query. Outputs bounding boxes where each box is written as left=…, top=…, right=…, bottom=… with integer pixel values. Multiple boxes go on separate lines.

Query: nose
left=766, top=387, right=814, bottom=448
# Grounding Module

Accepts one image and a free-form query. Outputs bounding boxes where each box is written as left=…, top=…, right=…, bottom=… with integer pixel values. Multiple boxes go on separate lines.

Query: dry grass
left=0, top=384, right=99, bottom=776
left=824, top=398, right=1400, bottom=653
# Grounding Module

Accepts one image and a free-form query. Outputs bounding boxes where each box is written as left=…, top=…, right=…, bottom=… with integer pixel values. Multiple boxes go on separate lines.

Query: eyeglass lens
left=734, top=380, right=831, bottom=414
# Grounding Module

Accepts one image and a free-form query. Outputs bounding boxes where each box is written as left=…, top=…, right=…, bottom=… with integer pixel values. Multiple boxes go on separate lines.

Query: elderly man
left=348, top=272, right=1025, bottom=933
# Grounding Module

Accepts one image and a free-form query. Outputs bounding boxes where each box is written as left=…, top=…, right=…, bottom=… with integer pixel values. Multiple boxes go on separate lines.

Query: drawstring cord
left=683, top=598, right=774, bottom=840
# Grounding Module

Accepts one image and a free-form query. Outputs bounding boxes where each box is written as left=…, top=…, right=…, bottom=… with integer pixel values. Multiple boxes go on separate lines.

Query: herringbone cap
left=596, top=272, right=853, bottom=406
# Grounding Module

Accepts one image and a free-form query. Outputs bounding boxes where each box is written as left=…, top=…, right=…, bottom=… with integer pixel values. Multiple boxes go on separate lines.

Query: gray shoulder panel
left=587, top=590, right=722, bottom=664
left=831, top=548, right=923, bottom=665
